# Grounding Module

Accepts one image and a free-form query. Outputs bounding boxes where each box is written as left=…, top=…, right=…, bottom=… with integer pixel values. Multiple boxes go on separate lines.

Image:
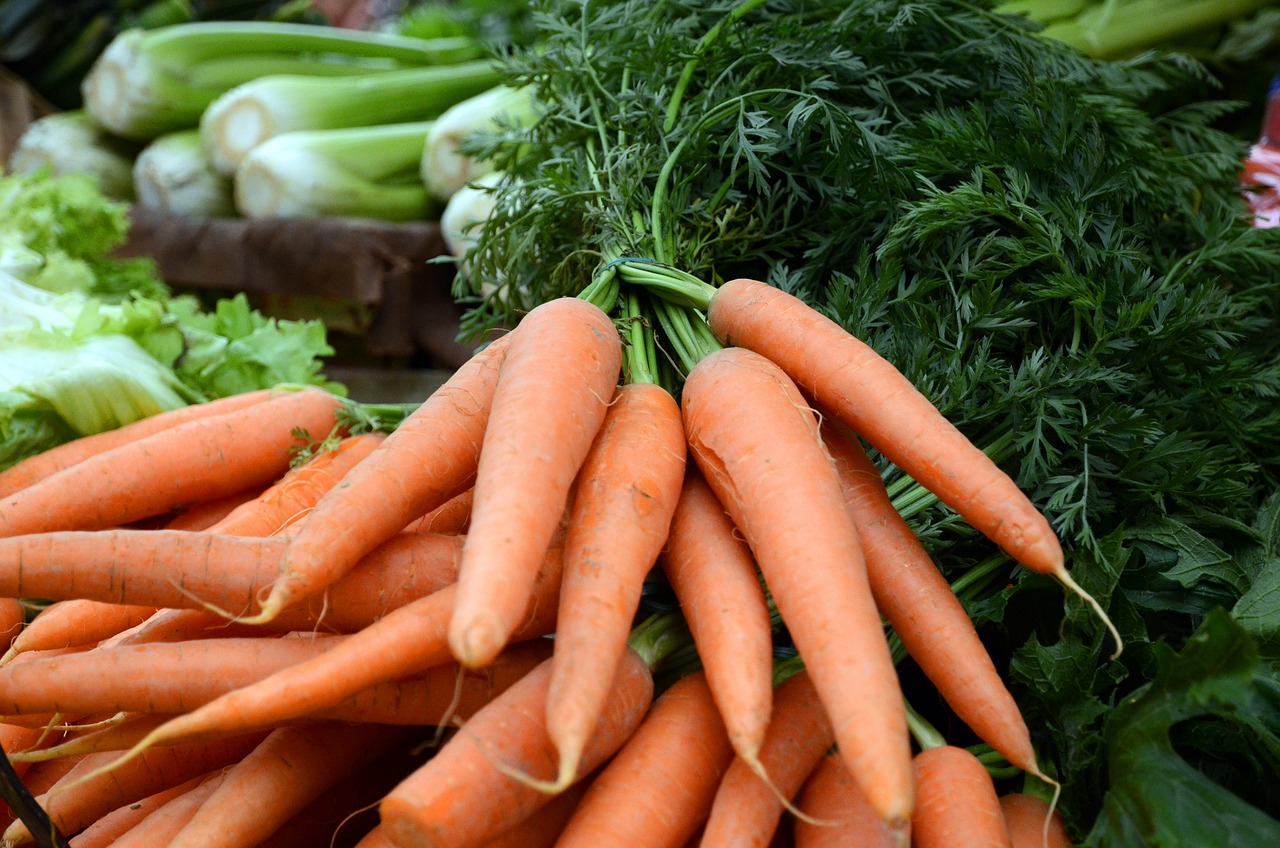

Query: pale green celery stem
left=420, top=84, right=538, bottom=202
left=234, top=122, right=438, bottom=221
left=8, top=111, right=139, bottom=201
left=1040, top=0, right=1275, bottom=59
left=133, top=129, right=236, bottom=218
left=994, top=0, right=1090, bottom=23
left=201, top=59, right=503, bottom=174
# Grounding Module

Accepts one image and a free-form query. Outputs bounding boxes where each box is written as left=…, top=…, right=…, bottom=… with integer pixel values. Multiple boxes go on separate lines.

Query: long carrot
left=249, top=335, right=510, bottom=624
left=166, top=722, right=414, bottom=848
left=681, top=345, right=912, bottom=832
left=659, top=465, right=774, bottom=771
left=0, top=386, right=345, bottom=538
left=544, top=380, right=685, bottom=791
left=67, top=772, right=211, bottom=848
left=912, top=745, right=1012, bottom=848
left=0, top=389, right=278, bottom=500
left=1, top=601, right=157, bottom=664
left=161, top=489, right=263, bottom=530
left=820, top=418, right=1045, bottom=778
left=706, top=277, right=1119, bottom=657
left=449, top=296, right=622, bottom=668
left=553, top=670, right=735, bottom=848
left=700, top=668, right=835, bottom=848
left=792, top=751, right=901, bottom=848
left=377, top=642, right=654, bottom=848
left=1000, top=793, right=1072, bottom=848
left=104, top=768, right=230, bottom=848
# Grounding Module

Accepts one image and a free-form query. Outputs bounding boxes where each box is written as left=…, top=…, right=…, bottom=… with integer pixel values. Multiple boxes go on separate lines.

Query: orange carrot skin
left=793, top=752, right=901, bottom=848
left=554, top=670, right=735, bottom=848
left=0, top=597, right=24, bottom=648
left=708, top=277, right=1063, bottom=577
left=821, top=419, right=1040, bottom=776
left=403, top=487, right=474, bottom=534
left=659, top=465, right=774, bottom=765
left=0, top=387, right=345, bottom=538
left=701, top=669, right=835, bottom=848
left=0, top=634, right=342, bottom=717
left=6, top=600, right=156, bottom=658
left=378, top=649, right=654, bottom=848
left=211, top=430, right=387, bottom=536
left=450, top=297, right=622, bottom=668
left=67, top=772, right=211, bottom=848
left=474, top=778, right=590, bottom=848
left=1000, top=794, right=1073, bottom=848
left=161, top=489, right=263, bottom=530
left=0, top=389, right=277, bottom=500
left=913, top=745, right=1012, bottom=848
left=682, top=345, right=912, bottom=830
left=106, top=769, right=230, bottom=848
left=257, top=336, right=510, bottom=622
left=546, top=381, right=686, bottom=782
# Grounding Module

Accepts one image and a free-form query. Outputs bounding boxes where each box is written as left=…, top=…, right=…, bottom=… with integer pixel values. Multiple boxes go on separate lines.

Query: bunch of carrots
left=0, top=277, right=1102, bottom=847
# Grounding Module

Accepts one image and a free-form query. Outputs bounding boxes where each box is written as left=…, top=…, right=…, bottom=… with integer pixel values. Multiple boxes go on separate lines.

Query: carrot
left=681, top=345, right=912, bottom=832
left=912, top=745, right=1011, bottom=848
left=554, top=670, right=735, bottom=848
left=449, top=297, right=622, bottom=668
left=1, top=601, right=157, bottom=664
left=105, top=768, right=230, bottom=848
left=102, top=607, right=265, bottom=648
left=999, top=793, right=1072, bottom=848
left=2, top=733, right=265, bottom=845
left=250, top=335, right=510, bottom=625
left=701, top=668, right=835, bottom=848
left=161, top=489, right=263, bottom=530
left=0, top=634, right=343, bottom=717
left=1, top=752, right=83, bottom=833
left=403, top=487, right=474, bottom=535
left=0, top=598, right=25, bottom=648
left=0, top=722, right=46, bottom=782
left=821, top=418, right=1045, bottom=778
left=103, top=544, right=563, bottom=759
left=707, top=277, right=1119, bottom=657
left=544, top=381, right=686, bottom=791
left=659, top=465, right=774, bottom=770
left=377, top=644, right=654, bottom=848
left=165, top=722, right=414, bottom=848
left=792, top=751, right=901, bottom=848
left=474, top=778, right=591, bottom=848
left=9, top=714, right=171, bottom=764
left=211, top=431, right=387, bottom=537
left=0, top=386, right=345, bottom=538
left=67, top=772, right=211, bottom=848
left=0, top=389, right=278, bottom=500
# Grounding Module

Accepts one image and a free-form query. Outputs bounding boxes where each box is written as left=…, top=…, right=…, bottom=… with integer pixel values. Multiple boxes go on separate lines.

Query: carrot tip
left=449, top=615, right=505, bottom=669
left=1055, top=568, right=1123, bottom=661
left=743, top=752, right=840, bottom=828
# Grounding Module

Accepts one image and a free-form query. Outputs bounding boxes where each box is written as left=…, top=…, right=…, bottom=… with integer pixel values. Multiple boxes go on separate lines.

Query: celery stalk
left=7, top=111, right=141, bottom=201
left=995, top=0, right=1090, bottom=24
left=421, top=84, right=537, bottom=201
left=1039, top=0, right=1275, bottom=59
left=201, top=59, right=504, bottom=175
left=133, top=130, right=236, bottom=218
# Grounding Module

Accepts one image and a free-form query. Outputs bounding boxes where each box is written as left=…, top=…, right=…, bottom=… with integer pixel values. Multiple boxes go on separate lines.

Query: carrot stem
left=627, top=612, right=691, bottom=673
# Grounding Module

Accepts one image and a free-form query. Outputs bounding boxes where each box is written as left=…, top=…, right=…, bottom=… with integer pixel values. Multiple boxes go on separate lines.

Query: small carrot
left=449, top=296, right=622, bottom=668
left=377, top=641, right=655, bottom=848
left=792, top=751, right=901, bottom=848
left=912, top=745, right=1012, bottom=848
left=9, top=714, right=171, bottom=765
left=0, top=598, right=25, bottom=649
left=250, top=335, right=510, bottom=624
left=544, top=380, right=686, bottom=791
left=682, top=345, right=912, bottom=832
left=160, top=489, right=263, bottom=530
left=659, top=465, right=774, bottom=772
left=1, top=601, right=157, bottom=664
left=700, top=668, right=835, bottom=848
left=67, top=772, right=212, bottom=848
left=706, top=277, right=1119, bottom=657
left=821, top=418, right=1045, bottom=779
left=166, top=722, right=415, bottom=848
left=999, top=793, right=1072, bottom=848
left=403, top=487, right=474, bottom=534
left=105, top=768, right=230, bottom=848
left=0, top=389, right=278, bottom=500
left=0, top=386, right=345, bottom=538
left=553, top=670, right=735, bottom=848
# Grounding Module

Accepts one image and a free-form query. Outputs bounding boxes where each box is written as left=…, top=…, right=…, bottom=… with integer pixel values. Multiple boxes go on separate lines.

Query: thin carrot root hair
left=740, top=751, right=842, bottom=828
left=1056, top=569, right=1122, bottom=660
left=425, top=664, right=468, bottom=751
left=46, top=726, right=168, bottom=800
left=448, top=714, right=574, bottom=795
left=164, top=576, right=273, bottom=626
left=1042, top=777, right=1065, bottom=848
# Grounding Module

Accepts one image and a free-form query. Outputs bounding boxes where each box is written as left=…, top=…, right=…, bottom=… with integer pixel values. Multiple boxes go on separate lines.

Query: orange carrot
left=403, top=487, right=474, bottom=534
left=9, top=714, right=171, bottom=765
left=0, top=387, right=345, bottom=538
left=378, top=647, right=654, bottom=848
left=2, top=733, right=266, bottom=845
left=659, top=465, right=774, bottom=769
left=793, top=751, right=901, bottom=848
left=105, top=768, right=230, bottom=848
left=1, top=601, right=156, bottom=663
left=251, top=335, right=510, bottom=624
left=821, top=418, right=1044, bottom=778
left=707, top=278, right=1119, bottom=656
left=681, top=345, right=912, bottom=832
left=449, top=297, right=622, bottom=668
left=1000, top=793, right=1072, bottom=848
left=166, top=722, right=414, bottom=848
left=701, top=668, right=835, bottom=848
left=0, top=722, right=46, bottom=782
left=554, top=670, right=735, bottom=848
left=474, top=778, right=591, bottom=848
left=161, top=489, right=263, bottom=531
left=0, top=597, right=24, bottom=648
left=544, top=381, right=686, bottom=790
left=67, top=772, right=212, bottom=848
left=106, top=545, right=563, bottom=757
left=0, top=389, right=278, bottom=500
left=211, top=431, right=387, bottom=537
left=1, top=752, right=83, bottom=832
left=0, top=634, right=343, bottom=717
left=912, top=745, right=1011, bottom=848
